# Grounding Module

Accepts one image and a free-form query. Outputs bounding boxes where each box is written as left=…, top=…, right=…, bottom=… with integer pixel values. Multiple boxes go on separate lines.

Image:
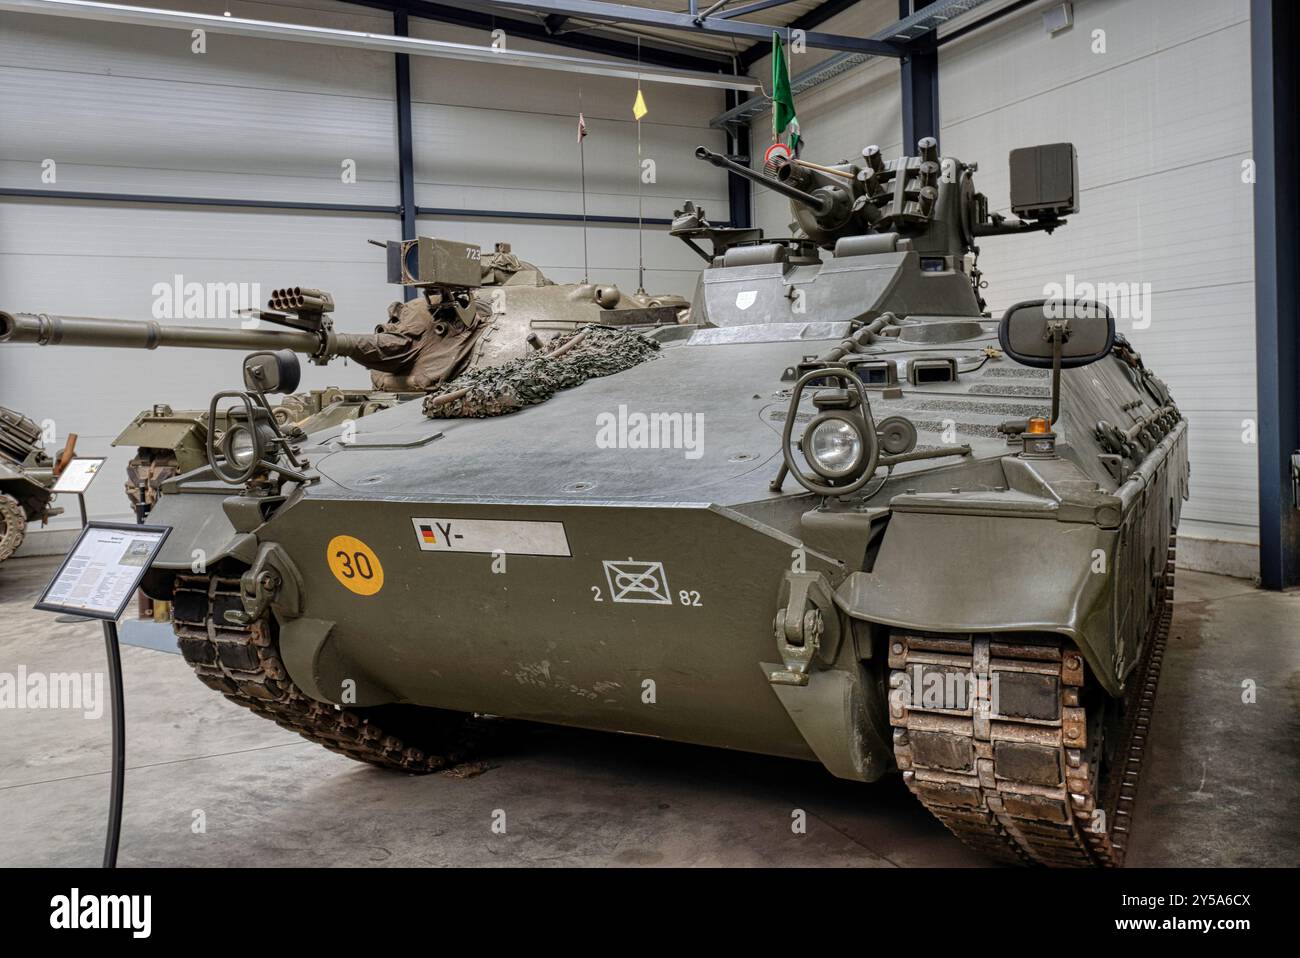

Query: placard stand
left=102, top=620, right=125, bottom=867
left=34, top=521, right=170, bottom=868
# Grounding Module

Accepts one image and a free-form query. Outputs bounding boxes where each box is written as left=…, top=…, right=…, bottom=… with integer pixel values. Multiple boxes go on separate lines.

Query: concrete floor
left=1, top=555, right=1296, bottom=868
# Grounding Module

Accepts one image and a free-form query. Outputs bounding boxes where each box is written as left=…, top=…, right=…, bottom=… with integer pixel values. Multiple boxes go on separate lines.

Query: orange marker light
left=1027, top=417, right=1050, bottom=434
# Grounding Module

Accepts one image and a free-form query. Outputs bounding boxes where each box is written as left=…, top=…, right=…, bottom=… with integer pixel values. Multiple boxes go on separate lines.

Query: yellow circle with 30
left=326, top=535, right=384, bottom=596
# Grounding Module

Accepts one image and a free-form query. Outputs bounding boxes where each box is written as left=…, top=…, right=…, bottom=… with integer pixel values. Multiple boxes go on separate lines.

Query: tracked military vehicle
left=0, top=407, right=74, bottom=565
left=2, top=139, right=1186, bottom=867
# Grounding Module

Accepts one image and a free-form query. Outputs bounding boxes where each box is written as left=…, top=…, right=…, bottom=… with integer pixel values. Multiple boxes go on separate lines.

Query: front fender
left=146, top=489, right=252, bottom=574
left=834, top=511, right=1122, bottom=695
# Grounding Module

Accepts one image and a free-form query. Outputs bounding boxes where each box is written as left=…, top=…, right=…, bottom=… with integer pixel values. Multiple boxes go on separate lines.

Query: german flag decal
left=409, top=517, right=571, bottom=557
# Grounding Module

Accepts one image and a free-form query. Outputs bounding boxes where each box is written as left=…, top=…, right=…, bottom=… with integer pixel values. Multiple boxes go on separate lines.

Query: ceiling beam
left=450, top=1, right=905, bottom=56
left=0, top=0, right=759, bottom=89
left=712, top=0, right=803, bottom=20
left=342, top=0, right=734, bottom=71
left=717, top=0, right=996, bottom=124
left=737, top=0, right=866, bottom=68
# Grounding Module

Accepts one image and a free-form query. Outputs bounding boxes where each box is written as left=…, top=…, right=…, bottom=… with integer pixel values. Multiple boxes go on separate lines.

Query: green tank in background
left=470, top=241, right=689, bottom=368
left=8, top=239, right=688, bottom=525
left=0, top=406, right=74, bottom=565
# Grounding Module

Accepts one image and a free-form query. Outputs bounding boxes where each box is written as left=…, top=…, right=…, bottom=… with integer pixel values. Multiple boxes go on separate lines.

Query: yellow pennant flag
left=632, top=88, right=648, bottom=120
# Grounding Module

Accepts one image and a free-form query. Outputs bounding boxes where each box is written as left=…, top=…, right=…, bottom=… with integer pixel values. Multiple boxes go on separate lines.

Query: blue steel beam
left=724, top=88, right=753, bottom=229
left=394, top=10, right=418, bottom=299
left=1251, top=0, right=1300, bottom=589
left=450, top=1, right=904, bottom=56
left=713, top=0, right=803, bottom=21
left=341, top=0, right=734, bottom=72
left=736, top=0, right=865, bottom=69
left=899, top=0, right=939, bottom=151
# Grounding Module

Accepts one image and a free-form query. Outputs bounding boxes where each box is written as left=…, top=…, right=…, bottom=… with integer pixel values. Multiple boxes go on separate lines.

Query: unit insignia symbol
left=603, top=559, right=672, bottom=605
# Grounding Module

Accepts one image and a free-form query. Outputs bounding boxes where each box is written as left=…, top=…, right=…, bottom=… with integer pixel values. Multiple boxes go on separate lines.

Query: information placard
left=35, top=522, right=171, bottom=621
left=52, top=457, right=106, bottom=494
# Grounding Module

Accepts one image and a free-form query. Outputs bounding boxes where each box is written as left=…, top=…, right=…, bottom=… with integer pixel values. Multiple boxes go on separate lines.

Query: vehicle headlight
left=804, top=414, right=865, bottom=479
left=223, top=425, right=259, bottom=468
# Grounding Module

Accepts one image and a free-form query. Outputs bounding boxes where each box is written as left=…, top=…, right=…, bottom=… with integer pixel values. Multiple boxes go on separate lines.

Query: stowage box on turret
left=2, top=139, right=1186, bottom=867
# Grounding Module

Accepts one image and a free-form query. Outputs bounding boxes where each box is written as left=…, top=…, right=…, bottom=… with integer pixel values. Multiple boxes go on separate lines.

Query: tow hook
left=225, top=542, right=304, bottom=625
left=769, top=571, right=841, bottom=687
left=228, top=568, right=280, bottom=626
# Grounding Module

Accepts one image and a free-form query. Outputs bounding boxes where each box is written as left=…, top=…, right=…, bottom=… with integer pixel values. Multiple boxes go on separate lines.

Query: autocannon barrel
left=0, top=309, right=410, bottom=372
left=694, top=146, right=832, bottom=215
left=0, top=310, right=324, bottom=354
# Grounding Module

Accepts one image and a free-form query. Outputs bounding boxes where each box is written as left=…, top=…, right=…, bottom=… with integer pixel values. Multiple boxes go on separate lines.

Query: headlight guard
left=780, top=366, right=880, bottom=497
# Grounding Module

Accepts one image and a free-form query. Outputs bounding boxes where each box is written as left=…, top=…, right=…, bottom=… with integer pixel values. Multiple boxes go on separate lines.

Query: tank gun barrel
left=694, top=146, right=832, bottom=215
left=0, top=310, right=325, bottom=355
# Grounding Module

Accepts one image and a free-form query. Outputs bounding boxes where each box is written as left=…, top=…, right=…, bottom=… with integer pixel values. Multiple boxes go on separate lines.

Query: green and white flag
left=771, top=31, right=800, bottom=153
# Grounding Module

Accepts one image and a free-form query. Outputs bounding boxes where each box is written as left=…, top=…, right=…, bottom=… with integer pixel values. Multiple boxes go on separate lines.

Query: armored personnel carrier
left=0, top=406, right=74, bottom=564
left=1, top=140, right=1185, bottom=867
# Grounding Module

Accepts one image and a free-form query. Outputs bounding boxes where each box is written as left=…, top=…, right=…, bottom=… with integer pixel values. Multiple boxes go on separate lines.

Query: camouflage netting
left=422, top=324, right=661, bottom=419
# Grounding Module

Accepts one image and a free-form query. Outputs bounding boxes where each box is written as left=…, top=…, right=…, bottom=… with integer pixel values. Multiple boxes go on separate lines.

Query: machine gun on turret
left=683, top=139, right=1078, bottom=257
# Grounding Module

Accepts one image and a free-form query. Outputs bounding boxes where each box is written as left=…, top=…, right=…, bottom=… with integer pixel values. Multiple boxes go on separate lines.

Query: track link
left=0, top=492, right=27, bottom=563
left=888, top=532, right=1176, bottom=867
left=171, top=573, right=478, bottom=773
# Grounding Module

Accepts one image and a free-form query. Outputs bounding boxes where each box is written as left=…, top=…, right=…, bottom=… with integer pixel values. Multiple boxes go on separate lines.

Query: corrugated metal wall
left=748, top=0, right=1257, bottom=573
left=939, top=0, right=1256, bottom=549
left=404, top=16, right=724, bottom=295
left=0, top=0, right=728, bottom=536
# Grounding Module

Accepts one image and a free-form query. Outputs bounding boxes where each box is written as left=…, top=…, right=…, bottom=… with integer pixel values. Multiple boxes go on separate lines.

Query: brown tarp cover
left=355, top=296, right=492, bottom=391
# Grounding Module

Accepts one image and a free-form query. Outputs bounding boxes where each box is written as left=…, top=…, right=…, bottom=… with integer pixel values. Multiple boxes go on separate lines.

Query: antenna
left=578, top=88, right=590, bottom=284
left=636, top=38, right=645, bottom=295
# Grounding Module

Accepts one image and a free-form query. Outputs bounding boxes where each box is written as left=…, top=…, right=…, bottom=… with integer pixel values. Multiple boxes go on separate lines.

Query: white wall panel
left=0, top=1, right=399, bottom=204
left=939, top=0, right=1255, bottom=538
left=406, top=18, right=728, bottom=271
left=414, top=215, right=704, bottom=295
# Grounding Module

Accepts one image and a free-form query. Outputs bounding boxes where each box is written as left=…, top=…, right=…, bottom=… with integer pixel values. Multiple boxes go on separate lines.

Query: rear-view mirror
left=242, top=349, right=302, bottom=395
left=998, top=300, right=1115, bottom=369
